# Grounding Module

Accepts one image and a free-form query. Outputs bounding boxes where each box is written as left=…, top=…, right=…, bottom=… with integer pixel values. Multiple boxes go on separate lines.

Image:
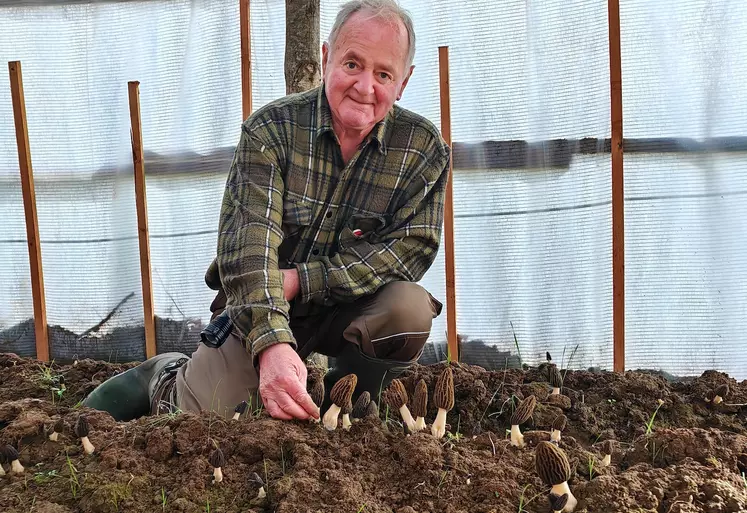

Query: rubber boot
left=322, top=343, right=414, bottom=412
left=82, top=352, right=188, bottom=421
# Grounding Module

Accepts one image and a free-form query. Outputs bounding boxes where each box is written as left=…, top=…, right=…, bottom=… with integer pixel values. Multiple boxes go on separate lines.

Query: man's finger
left=288, top=379, right=321, bottom=418
left=264, top=397, right=293, bottom=420
left=276, top=391, right=313, bottom=420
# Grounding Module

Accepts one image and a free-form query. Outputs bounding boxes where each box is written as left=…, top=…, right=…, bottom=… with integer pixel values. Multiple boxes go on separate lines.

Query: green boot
left=322, top=343, right=413, bottom=411
left=82, top=352, right=188, bottom=421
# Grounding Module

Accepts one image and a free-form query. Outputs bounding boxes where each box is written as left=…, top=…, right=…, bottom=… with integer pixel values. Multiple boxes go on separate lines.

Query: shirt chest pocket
left=279, top=199, right=314, bottom=265
left=338, top=212, right=388, bottom=251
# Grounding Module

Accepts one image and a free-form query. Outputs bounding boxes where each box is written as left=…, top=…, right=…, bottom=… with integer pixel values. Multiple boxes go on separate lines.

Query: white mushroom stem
left=11, top=458, right=25, bottom=474
left=399, top=405, right=417, bottom=432
left=601, top=453, right=611, bottom=467
left=552, top=387, right=560, bottom=395
left=0, top=464, right=6, bottom=476
left=510, top=424, right=525, bottom=448
left=414, top=416, right=426, bottom=432
left=713, top=395, right=723, bottom=405
left=213, top=466, right=223, bottom=483
left=232, top=412, right=241, bottom=421
left=342, top=413, right=352, bottom=430
left=81, top=436, right=95, bottom=454
left=551, top=482, right=577, bottom=512
left=550, top=429, right=561, bottom=443
left=431, top=407, right=448, bottom=438
left=257, top=486, right=266, bottom=499
left=49, top=431, right=59, bottom=442
left=323, top=404, right=341, bottom=431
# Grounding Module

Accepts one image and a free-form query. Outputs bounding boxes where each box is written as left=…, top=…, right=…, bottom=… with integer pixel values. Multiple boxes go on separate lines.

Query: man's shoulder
left=390, top=104, right=450, bottom=158
left=242, top=87, right=318, bottom=133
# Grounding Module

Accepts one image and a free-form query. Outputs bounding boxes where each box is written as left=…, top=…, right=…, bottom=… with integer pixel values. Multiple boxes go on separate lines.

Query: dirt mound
left=0, top=354, right=745, bottom=512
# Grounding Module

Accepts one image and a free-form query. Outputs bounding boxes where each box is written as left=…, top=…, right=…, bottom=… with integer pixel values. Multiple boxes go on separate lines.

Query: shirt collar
left=316, top=84, right=392, bottom=155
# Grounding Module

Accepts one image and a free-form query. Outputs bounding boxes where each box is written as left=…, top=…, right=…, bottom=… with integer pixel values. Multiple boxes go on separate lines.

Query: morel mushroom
left=352, top=391, right=371, bottom=420
left=549, top=492, right=569, bottom=513
left=364, top=399, right=379, bottom=419
left=412, top=379, right=428, bottom=432
left=2, top=445, right=24, bottom=474
left=510, top=395, right=537, bottom=448
left=712, top=384, right=729, bottom=405
left=599, top=440, right=613, bottom=467
left=209, top=447, right=225, bottom=483
left=385, top=379, right=417, bottom=432
left=551, top=414, right=567, bottom=443
left=232, top=400, right=248, bottom=421
left=74, top=416, right=95, bottom=454
left=431, top=367, right=454, bottom=439
left=322, top=374, right=357, bottom=431
left=341, top=397, right=354, bottom=430
left=548, top=365, right=563, bottom=395
left=535, top=441, right=577, bottom=512
left=49, top=418, right=65, bottom=442
left=309, top=379, right=325, bottom=410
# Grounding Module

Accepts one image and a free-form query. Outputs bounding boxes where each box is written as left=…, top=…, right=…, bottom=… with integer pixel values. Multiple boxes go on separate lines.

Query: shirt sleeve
left=295, top=136, right=450, bottom=304
left=216, top=123, right=296, bottom=362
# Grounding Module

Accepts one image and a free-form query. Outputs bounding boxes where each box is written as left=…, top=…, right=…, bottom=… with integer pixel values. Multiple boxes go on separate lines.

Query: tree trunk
left=285, top=0, right=321, bottom=95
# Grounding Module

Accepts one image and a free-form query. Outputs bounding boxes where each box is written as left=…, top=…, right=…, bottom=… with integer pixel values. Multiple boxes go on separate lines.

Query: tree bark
left=285, top=0, right=321, bottom=95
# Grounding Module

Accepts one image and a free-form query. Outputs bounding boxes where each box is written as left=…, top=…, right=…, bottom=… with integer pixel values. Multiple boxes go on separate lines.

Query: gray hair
left=327, top=0, right=416, bottom=70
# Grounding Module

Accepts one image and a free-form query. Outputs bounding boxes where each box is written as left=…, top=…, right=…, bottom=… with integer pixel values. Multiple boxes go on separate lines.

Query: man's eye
left=379, top=72, right=391, bottom=80
left=346, top=62, right=356, bottom=69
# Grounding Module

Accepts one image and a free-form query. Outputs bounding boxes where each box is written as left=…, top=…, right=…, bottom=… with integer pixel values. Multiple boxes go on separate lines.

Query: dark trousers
left=170, top=282, right=442, bottom=418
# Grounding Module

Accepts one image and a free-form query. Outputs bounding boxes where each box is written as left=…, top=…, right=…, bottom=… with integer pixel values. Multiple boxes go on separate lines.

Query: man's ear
left=397, top=65, right=415, bottom=100
left=321, top=42, right=330, bottom=78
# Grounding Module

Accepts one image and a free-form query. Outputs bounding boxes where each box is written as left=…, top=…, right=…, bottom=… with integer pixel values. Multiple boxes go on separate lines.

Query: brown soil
left=0, top=353, right=745, bottom=513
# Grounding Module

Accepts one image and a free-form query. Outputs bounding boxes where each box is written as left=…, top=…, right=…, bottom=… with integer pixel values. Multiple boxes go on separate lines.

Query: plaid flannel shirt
left=206, top=85, right=450, bottom=361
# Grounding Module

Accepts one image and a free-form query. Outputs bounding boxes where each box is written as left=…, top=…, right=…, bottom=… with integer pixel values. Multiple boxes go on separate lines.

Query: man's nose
left=353, top=71, right=375, bottom=96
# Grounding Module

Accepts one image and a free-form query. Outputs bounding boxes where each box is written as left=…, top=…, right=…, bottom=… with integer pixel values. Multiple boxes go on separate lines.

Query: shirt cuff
left=295, top=260, right=328, bottom=303
left=247, top=312, right=297, bottom=366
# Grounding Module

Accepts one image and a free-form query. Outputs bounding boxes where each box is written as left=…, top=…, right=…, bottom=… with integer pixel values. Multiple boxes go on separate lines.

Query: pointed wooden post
left=438, top=47, right=459, bottom=362
left=9, top=61, right=50, bottom=362
left=240, top=0, right=252, bottom=120
left=128, top=81, right=157, bottom=359
left=608, top=0, right=625, bottom=373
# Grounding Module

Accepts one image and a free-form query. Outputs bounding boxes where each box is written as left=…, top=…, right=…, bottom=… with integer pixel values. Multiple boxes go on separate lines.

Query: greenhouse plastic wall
left=0, top=0, right=745, bottom=380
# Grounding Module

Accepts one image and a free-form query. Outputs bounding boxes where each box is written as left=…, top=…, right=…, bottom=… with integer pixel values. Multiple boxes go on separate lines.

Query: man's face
left=322, top=11, right=414, bottom=136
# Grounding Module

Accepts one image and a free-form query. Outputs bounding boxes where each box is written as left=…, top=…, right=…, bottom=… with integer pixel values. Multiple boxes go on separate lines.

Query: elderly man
left=83, top=0, right=449, bottom=422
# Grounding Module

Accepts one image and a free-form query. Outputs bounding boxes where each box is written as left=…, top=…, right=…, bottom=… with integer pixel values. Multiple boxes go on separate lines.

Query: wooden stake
left=438, top=47, right=459, bottom=363
left=608, top=0, right=625, bottom=373
left=240, top=0, right=252, bottom=120
left=128, top=81, right=157, bottom=359
left=8, top=61, right=49, bottom=362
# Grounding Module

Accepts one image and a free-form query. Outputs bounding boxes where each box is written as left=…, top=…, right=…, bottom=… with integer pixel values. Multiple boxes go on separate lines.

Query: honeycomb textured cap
left=330, top=374, right=357, bottom=406
left=208, top=447, right=225, bottom=468
left=600, top=440, right=614, bottom=454
left=434, top=366, right=454, bottom=410
left=341, top=397, right=353, bottom=415
left=385, top=379, right=410, bottom=409
left=53, top=418, right=65, bottom=432
left=234, top=400, right=248, bottom=414
left=548, top=364, right=563, bottom=388
left=714, top=384, right=729, bottom=398
left=551, top=414, right=567, bottom=432
left=412, top=379, right=429, bottom=417
left=549, top=492, right=568, bottom=511
left=535, top=441, right=571, bottom=485
left=1, top=445, right=18, bottom=461
left=352, top=391, right=371, bottom=418
left=309, top=379, right=325, bottom=408
left=365, top=399, right=379, bottom=418
left=510, top=395, right=537, bottom=425
left=74, top=415, right=90, bottom=438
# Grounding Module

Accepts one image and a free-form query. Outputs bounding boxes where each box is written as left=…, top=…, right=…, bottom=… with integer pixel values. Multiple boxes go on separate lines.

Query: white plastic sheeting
left=0, top=0, right=745, bottom=378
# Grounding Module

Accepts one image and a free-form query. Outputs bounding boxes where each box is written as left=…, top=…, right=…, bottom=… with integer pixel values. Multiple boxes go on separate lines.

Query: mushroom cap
left=74, top=415, right=90, bottom=438
left=330, top=374, right=357, bottom=407
left=352, top=391, right=371, bottom=418
left=341, top=397, right=353, bottom=415
left=549, top=492, right=568, bottom=511
left=1, top=445, right=18, bottom=462
left=535, top=441, right=571, bottom=486
left=309, top=379, right=325, bottom=409
left=714, top=384, right=729, bottom=398
left=364, top=399, right=379, bottom=418
left=384, top=379, right=408, bottom=409
left=510, top=395, right=537, bottom=426
left=600, top=439, right=614, bottom=454
left=412, top=379, right=428, bottom=418
left=433, top=366, right=454, bottom=411
left=234, top=400, right=248, bottom=414
left=548, top=364, right=563, bottom=388
left=551, top=414, right=567, bottom=432
left=208, top=447, right=225, bottom=468
left=53, top=418, right=65, bottom=433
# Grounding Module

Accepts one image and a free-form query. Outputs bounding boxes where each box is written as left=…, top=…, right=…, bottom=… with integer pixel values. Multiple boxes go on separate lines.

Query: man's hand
left=281, top=268, right=301, bottom=302
left=258, top=343, right=319, bottom=421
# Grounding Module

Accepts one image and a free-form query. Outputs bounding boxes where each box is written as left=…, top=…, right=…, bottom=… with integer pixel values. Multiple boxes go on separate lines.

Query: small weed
left=356, top=505, right=366, bottom=513
left=161, top=487, right=167, bottom=511
left=706, top=456, right=719, bottom=467
left=436, top=470, right=448, bottom=497
left=32, top=469, right=60, bottom=484
left=65, top=454, right=79, bottom=499
left=205, top=498, right=210, bottom=513
left=517, top=484, right=543, bottom=512
left=509, top=321, right=523, bottom=367
left=645, top=399, right=665, bottom=435
left=741, top=471, right=746, bottom=489
left=587, top=455, right=596, bottom=479
left=561, top=343, right=580, bottom=383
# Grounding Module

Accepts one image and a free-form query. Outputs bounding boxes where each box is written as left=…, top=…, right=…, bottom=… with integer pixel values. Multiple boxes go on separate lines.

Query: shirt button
left=312, top=249, right=319, bottom=255
left=325, top=211, right=332, bottom=218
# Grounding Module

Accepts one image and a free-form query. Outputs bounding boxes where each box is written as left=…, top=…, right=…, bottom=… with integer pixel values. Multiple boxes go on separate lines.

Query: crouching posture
left=83, top=0, right=448, bottom=422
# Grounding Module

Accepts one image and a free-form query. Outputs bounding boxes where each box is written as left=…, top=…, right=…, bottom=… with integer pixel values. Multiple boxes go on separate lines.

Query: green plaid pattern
left=208, top=85, right=450, bottom=360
